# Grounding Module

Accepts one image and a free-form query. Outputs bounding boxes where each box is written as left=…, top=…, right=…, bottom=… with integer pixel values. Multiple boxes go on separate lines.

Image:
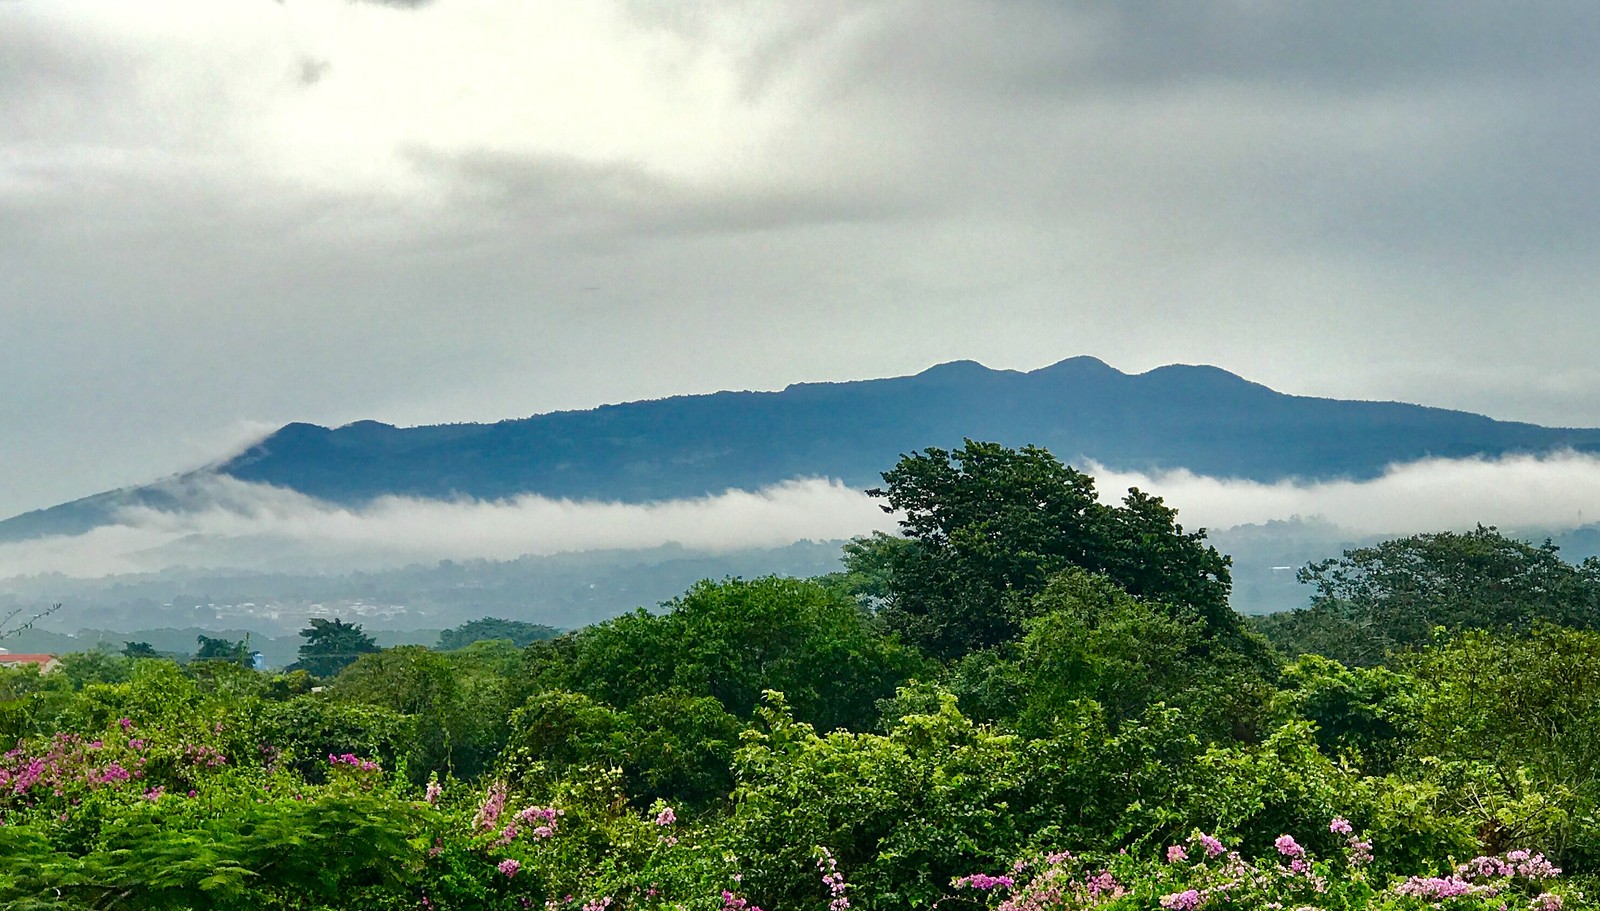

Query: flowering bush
left=950, top=823, right=1585, bottom=911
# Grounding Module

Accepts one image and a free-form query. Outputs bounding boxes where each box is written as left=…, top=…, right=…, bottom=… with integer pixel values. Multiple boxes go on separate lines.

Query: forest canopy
left=1, top=442, right=1595, bottom=911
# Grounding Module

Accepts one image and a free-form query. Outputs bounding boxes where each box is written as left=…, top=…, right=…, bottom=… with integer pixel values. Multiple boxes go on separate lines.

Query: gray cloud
left=0, top=477, right=895, bottom=578
left=3, top=1, right=1600, bottom=525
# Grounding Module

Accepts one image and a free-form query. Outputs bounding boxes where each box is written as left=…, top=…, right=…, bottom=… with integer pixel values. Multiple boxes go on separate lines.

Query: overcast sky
left=5, top=1, right=1600, bottom=522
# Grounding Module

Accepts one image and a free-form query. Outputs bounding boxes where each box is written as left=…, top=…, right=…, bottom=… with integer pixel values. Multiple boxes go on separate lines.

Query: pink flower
left=474, top=782, right=508, bottom=831
left=1329, top=817, right=1353, bottom=835
left=1194, top=833, right=1225, bottom=857
left=1396, top=875, right=1495, bottom=900
left=1160, top=889, right=1202, bottom=910
left=1274, top=835, right=1304, bottom=858
left=953, top=874, right=1014, bottom=891
left=424, top=780, right=443, bottom=806
left=1167, top=845, right=1188, bottom=863
left=498, top=858, right=520, bottom=878
left=655, top=806, right=676, bottom=826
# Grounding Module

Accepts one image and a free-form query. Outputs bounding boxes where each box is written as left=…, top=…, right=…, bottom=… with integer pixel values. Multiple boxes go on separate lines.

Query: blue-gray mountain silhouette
left=7, top=356, right=1600, bottom=542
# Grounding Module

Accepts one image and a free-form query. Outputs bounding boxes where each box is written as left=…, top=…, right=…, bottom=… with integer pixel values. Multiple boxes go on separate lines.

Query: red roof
left=0, top=654, right=57, bottom=664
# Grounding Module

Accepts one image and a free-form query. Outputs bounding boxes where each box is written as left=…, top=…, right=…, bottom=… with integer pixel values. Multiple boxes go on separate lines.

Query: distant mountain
left=7, top=356, right=1600, bottom=543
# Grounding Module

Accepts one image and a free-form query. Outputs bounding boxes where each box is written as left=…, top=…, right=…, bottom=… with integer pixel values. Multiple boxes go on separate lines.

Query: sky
left=5, top=1, right=1600, bottom=525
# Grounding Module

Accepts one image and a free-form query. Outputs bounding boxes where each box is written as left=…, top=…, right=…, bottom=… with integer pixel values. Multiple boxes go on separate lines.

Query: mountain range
left=7, top=355, right=1600, bottom=543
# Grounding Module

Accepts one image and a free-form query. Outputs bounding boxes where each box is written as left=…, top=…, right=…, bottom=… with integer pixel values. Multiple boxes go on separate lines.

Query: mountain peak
left=912, top=359, right=997, bottom=381
left=1029, top=355, right=1120, bottom=377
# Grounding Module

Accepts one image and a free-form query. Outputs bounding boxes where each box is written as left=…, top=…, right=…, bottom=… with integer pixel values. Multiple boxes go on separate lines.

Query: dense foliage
left=3, top=444, right=1598, bottom=910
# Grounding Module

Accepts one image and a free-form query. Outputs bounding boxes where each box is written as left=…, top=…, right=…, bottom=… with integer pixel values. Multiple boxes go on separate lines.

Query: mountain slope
left=6, top=356, right=1600, bottom=542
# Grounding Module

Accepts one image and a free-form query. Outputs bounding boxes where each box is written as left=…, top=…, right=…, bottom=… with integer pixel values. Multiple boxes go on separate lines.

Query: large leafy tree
left=1262, top=525, right=1600, bottom=664
left=289, top=618, right=379, bottom=678
left=195, top=634, right=252, bottom=666
left=867, top=440, right=1236, bottom=659
left=533, top=576, right=928, bottom=733
left=437, top=616, right=560, bottom=650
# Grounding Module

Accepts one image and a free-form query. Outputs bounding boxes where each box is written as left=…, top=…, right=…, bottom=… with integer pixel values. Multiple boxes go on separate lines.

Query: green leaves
left=0, top=794, right=426, bottom=910
left=289, top=618, right=380, bottom=679
left=869, top=441, right=1237, bottom=660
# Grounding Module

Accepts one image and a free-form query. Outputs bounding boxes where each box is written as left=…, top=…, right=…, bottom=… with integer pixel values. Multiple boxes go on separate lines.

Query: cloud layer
left=6, top=452, right=1600, bottom=581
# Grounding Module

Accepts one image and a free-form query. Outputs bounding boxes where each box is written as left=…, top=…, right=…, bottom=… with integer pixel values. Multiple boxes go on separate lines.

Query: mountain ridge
left=6, top=356, right=1600, bottom=544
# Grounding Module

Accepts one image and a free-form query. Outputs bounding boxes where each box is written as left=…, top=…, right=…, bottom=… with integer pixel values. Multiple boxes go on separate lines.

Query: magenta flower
left=1347, top=838, right=1373, bottom=866
left=1194, top=833, right=1225, bottom=857
left=1160, top=889, right=1202, bottom=910
left=953, top=874, right=1015, bottom=891
left=1274, top=835, right=1304, bottom=858
left=474, top=781, right=508, bottom=831
left=655, top=806, right=676, bottom=826
left=1167, top=844, right=1188, bottom=863
left=1329, top=817, right=1353, bottom=835
left=1396, top=875, right=1494, bottom=900
left=497, top=858, right=520, bottom=878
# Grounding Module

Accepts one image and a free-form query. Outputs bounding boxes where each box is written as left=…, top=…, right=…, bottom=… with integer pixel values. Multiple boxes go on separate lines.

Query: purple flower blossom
left=655, top=806, right=676, bottom=826
left=953, top=874, right=1015, bottom=891
left=424, top=780, right=443, bottom=806
left=1194, top=833, right=1226, bottom=857
left=1396, top=875, right=1499, bottom=900
left=1160, top=888, right=1202, bottom=910
left=1167, top=844, right=1188, bottom=863
left=1274, top=835, right=1304, bottom=858
left=1329, top=817, right=1353, bottom=835
left=721, top=890, right=764, bottom=911
left=816, top=847, right=851, bottom=911
left=1347, top=838, right=1373, bottom=866
left=475, top=781, right=508, bottom=831
left=327, top=752, right=379, bottom=772
left=497, top=858, right=520, bottom=878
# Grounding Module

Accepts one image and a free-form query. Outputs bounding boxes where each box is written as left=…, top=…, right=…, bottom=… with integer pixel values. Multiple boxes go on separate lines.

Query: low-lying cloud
left=0, top=477, right=897, bottom=580
left=5, top=450, right=1600, bottom=581
left=1092, top=450, right=1600, bottom=537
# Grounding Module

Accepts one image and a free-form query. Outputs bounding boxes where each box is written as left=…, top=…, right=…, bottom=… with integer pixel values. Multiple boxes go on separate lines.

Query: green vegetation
left=1, top=444, right=1596, bottom=910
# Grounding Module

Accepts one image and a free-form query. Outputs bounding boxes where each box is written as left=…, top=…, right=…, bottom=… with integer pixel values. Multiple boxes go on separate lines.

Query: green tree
left=194, top=634, right=251, bottom=666
left=289, top=618, right=379, bottom=678
left=1265, top=525, right=1600, bottom=664
left=544, top=576, right=929, bottom=732
left=122, top=641, right=161, bottom=659
left=437, top=616, right=560, bottom=650
left=331, top=644, right=513, bottom=779
left=869, top=441, right=1236, bottom=659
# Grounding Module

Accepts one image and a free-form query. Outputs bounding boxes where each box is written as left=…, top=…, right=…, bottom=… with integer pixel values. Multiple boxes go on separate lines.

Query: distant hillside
left=7, top=356, right=1600, bottom=543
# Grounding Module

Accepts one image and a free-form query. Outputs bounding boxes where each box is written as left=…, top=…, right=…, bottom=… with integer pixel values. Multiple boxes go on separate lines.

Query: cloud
left=7, top=452, right=1600, bottom=582
left=1088, top=451, right=1600, bottom=538
left=0, top=476, right=897, bottom=579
